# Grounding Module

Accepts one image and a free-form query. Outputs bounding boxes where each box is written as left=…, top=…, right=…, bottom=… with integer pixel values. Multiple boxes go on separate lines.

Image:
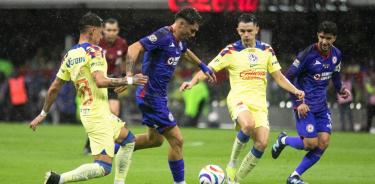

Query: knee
left=304, top=139, right=318, bottom=150
left=254, top=139, right=268, bottom=151
left=318, top=139, right=329, bottom=150
left=152, top=136, right=165, bottom=147
left=95, top=160, right=112, bottom=175
left=170, top=136, right=184, bottom=149
left=241, top=120, right=255, bottom=135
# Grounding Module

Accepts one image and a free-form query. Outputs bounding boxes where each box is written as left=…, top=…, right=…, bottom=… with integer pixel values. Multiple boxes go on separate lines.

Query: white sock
left=114, top=142, right=135, bottom=184
left=174, top=181, right=186, bottom=184
left=228, top=138, right=246, bottom=167
left=291, top=171, right=300, bottom=176
left=59, top=163, right=105, bottom=183
left=281, top=136, right=287, bottom=145
left=236, top=151, right=259, bottom=182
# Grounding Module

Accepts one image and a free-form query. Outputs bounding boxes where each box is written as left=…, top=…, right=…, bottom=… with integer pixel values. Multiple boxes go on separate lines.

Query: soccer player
left=29, top=13, right=148, bottom=184
left=179, top=13, right=304, bottom=184
left=271, top=21, right=351, bottom=184
left=120, top=7, right=216, bottom=184
left=83, top=18, right=128, bottom=154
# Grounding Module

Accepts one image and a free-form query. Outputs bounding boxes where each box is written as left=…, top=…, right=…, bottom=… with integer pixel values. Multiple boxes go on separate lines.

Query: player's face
left=237, top=22, right=259, bottom=45
left=91, top=26, right=103, bottom=45
left=179, top=21, right=199, bottom=41
left=317, top=32, right=336, bottom=52
left=104, top=23, right=119, bottom=43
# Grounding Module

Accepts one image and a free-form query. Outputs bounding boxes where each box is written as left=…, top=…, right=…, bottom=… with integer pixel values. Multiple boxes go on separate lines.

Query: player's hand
left=29, top=115, right=46, bottom=131
left=294, top=89, right=305, bottom=100
left=131, top=73, right=148, bottom=85
left=179, top=81, right=194, bottom=92
left=338, top=88, right=351, bottom=99
left=296, top=103, right=310, bottom=119
left=114, top=86, right=128, bottom=94
left=199, top=63, right=217, bottom=83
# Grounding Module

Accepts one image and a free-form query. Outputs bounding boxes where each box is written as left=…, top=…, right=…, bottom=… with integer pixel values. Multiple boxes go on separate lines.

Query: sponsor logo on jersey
left=313, top=72, right=332, bottom=80
left=66, top=57, right=85, bottom=68
left=148, top=34, right=157, bottom=42
left=323, top=64, right=330, bottom=69
left=306, top=124, right=315, bottom=133
left=240, top=69, right=266, bottom=80
left=167, top=56, right=180, bottom=66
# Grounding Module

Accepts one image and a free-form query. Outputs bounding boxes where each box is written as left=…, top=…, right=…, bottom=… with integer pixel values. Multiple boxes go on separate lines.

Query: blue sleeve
left=181, top=42, right=188, bottom=53
left=139, top=29, right=169, bottom=51
left=286, top=50, right=308, bottom=107
left=332, top=51, right=343, bottom=93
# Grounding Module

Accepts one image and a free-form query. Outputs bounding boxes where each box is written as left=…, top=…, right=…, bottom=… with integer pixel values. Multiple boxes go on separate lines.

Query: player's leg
left=226, top=110, right=254, bottom=183
left=114, top=125, right=136, bottom=184
left=163, top=125, right=185, bottom=184
left=235, top=111, right=269, bottom=183
left=109, top=99, right=121, bottom=116
left=134, top=127, right=164, bottom=151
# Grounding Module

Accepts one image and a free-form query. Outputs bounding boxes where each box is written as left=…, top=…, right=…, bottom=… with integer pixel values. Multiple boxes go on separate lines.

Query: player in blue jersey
left=117, top=7, right=216, bottom=184
left=271, top=21, right=351, bottom=184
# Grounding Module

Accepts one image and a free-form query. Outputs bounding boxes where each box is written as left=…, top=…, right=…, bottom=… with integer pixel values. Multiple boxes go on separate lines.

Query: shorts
left=82, top=114, right=125, bottom=157
left=108, top=88, right=119, bottom=100
left=228, top=101, right=269, bottom=130
left=294, top=110, right=332, bottom=138
left=136, top=95, right=176, bottom=134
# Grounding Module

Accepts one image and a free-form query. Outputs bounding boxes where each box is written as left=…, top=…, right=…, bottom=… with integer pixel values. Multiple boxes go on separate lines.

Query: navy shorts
left=136, top=95, right=176, bottom=134
left=294, top=110, right=333, bottom=138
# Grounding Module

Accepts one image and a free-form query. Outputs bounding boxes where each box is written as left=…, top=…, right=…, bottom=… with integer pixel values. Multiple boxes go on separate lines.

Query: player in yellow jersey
left=180, top=13, right=304, bottom=184
left=29, top=13, right=148, bottom=184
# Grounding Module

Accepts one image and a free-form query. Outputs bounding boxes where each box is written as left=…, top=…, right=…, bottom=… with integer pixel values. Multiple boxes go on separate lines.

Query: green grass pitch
left=0, top=123, right=374, bottom=184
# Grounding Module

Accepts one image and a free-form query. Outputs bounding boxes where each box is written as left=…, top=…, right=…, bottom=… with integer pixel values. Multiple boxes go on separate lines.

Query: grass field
left=0, top=123, right=374, bottom=184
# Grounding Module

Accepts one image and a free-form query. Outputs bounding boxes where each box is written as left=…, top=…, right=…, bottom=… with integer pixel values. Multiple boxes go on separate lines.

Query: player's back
left=57, top=43, right=110, bottom=119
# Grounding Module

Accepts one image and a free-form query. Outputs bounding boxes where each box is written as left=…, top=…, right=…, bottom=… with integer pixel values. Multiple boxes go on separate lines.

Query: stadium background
left=0, top=0, right=375, bottom=183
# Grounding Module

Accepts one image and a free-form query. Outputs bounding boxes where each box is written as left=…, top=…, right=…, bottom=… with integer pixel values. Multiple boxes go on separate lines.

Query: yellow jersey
left=56, top=43, right=111, bottom=120
left=208, top=40, right=281, bottom=112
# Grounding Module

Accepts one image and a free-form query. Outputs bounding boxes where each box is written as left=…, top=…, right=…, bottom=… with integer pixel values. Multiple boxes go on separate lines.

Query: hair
left=317, top=21, right=337, bottom=35
left=78, top=12, right=103, bottom=33
left=237, top=13, right=258, bottom=25
left=175, top=7, right=202, bottom=25
left=104, top=18, right=118, bottom=25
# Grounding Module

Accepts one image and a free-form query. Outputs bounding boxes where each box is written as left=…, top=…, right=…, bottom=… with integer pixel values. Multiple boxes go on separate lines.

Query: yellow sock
left=114, top=142, right=135, bottom=184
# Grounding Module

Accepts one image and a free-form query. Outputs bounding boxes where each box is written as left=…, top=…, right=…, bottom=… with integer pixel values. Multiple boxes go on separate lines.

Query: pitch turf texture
left=0, top=123, right=374, bottom=184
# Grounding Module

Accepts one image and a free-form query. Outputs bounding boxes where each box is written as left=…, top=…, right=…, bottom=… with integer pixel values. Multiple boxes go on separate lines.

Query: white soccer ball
left=198, top=164, right=225, bottom=184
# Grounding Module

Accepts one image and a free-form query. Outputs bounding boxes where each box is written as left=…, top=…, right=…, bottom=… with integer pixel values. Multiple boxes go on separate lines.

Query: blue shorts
left=294, top=110, right=333, bottom=138
left=136, top=95, right=176, bottom=134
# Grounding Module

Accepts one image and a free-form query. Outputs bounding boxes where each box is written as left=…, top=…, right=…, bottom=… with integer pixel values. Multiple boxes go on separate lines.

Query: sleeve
left=122, top=39, right=128, bottom=55
left=266, top=47, right=281, bottom=73
left=87, top=47, right=107, bottom=74
left=139, top=30, right=168, bottom=51
left=332, top=53, right=343, bottom=93
left=208, top=47, right=233, bottom=72
left=56, top=54, right=71, bottom=81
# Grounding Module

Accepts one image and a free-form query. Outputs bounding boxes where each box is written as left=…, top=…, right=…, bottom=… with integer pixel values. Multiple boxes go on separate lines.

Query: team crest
left=147, top=34, right=157, bottom=42
left=168, top=112, right=175, bottom=121
left=248, top=53, right=258, bottom=63
left=332, top=56, right=337, bottom=64
left=306, top=124, right=315, bottom=133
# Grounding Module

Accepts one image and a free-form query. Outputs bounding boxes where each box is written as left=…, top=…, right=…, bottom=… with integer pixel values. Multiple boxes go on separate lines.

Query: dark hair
left=318, top=21, right=337, bottom=35
left=238, top=13, right=258, bottom=25
left=78, top=12, right=103, bottom=33
left=104, top=18, right=118, bottom=25
left=175, top=7, right=202, bottom=25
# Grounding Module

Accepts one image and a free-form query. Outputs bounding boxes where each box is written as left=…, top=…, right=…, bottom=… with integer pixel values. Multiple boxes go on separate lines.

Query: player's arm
left=179, top=70, right=209, bottom=92
left=332, top=62, right=351, bottom=99
left=125, top=41, right=144, bottom=76
left=182, top=49, right=216, bottom=83
left=271, top=70, right=305, bottom=99
left=92, top=71, right=148, bottom=88
left=29, top=77, right=66, bottom=131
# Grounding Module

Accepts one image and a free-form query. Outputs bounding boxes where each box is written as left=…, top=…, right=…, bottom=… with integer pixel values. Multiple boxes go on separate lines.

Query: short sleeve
left=139, top=29, right=169, bottom=51
left=208, top=48, right=233, bottom=72
left=56, top=54, right=71, bottom=81
left=266, top=47, right=281, bottom=73
left=87, top=46, right=107, bottom=73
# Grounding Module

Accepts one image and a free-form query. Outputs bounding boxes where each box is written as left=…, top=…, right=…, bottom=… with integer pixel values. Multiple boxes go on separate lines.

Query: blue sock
left=237, top=130, right=250, bottom=143
left=295, top=148, right=324, bottom=175
left=168, top=159, right=184, bottom=182
left=114, top=143, right=120, bottom=154
left=120, top=131, right=135, bottom=146
left=285, top=136, right=305, bottom=150
left=251, top=147, right=264, bottom=158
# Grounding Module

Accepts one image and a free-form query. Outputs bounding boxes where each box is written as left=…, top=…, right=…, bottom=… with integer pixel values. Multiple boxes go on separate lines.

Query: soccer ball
left=198, top=164, right=225, bottom=184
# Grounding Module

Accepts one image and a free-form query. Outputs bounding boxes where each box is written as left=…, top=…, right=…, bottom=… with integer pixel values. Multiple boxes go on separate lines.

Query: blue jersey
left=137, top=26, right=188, bottom=98
left=286, top=44, right=343, bottom=113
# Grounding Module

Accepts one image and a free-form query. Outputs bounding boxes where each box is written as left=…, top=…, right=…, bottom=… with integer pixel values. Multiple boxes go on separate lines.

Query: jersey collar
left=314, top=43, right=332, bottom=60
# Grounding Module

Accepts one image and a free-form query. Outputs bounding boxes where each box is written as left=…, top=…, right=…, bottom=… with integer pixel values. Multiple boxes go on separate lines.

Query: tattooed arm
left=125, top=41, right=144, bottom=76
left=92, top=71, right=148, bottom=88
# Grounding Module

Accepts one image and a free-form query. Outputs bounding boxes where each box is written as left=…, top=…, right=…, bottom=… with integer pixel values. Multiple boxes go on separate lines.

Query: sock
left=114, top=143, right=120, bottom=154
left=236, top=147, right=263, bottom=182
left=291, top=171, right=300, bottom=177
left=228, top=130, right=250, bottom=167
left=168, top=159, right=185, bottom=183
left=59, top=161, right=110, bottom=183
left=114, top=131, right=135, bottom=184
left=285, top=136, right=305, bottom=150
left=295, top=148, right=324, bottom=176
left=174, top=181, right=186, bottom=184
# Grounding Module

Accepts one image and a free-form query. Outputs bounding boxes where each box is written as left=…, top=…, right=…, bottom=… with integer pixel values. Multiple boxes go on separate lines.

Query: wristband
left=127, top=77, right=133, bottom=85
left=40, top=110, right=48, bottom=117
left=198, top=62, right=213, bottom=75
